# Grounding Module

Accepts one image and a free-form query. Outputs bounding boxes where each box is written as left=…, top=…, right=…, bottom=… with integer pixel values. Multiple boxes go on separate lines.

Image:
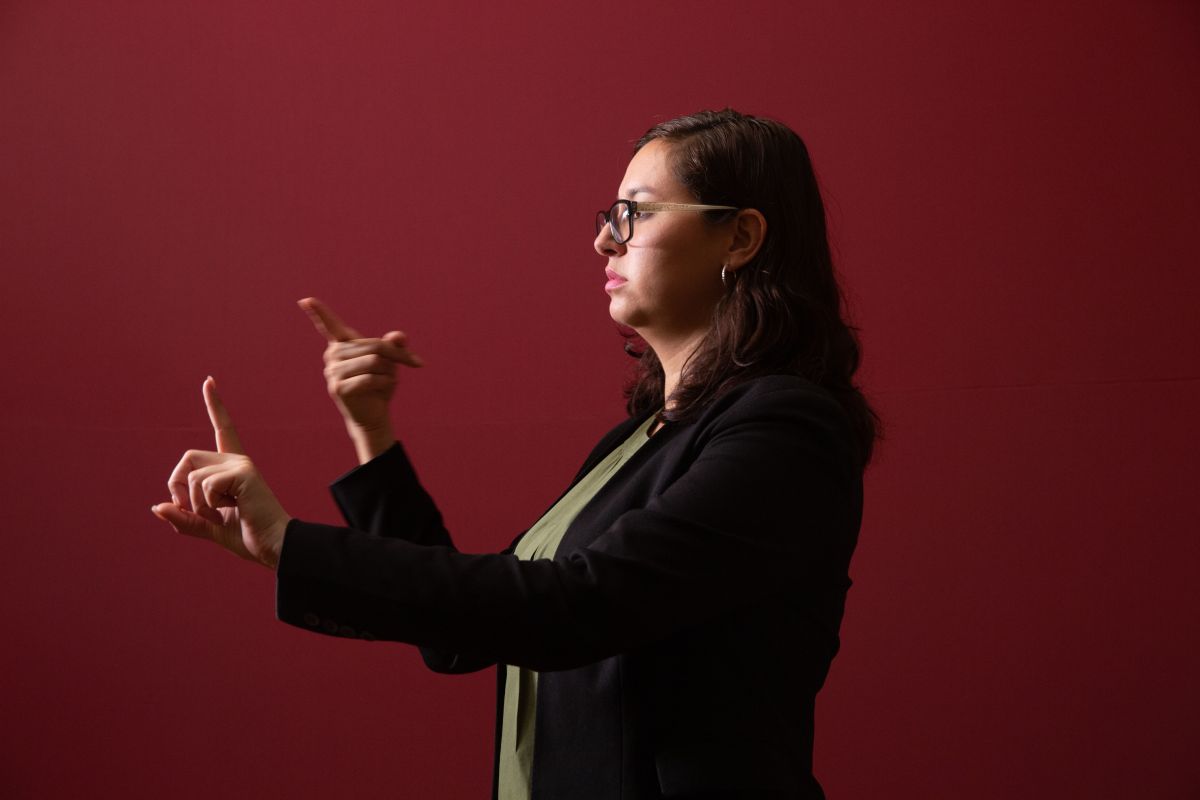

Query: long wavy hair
left=621, top=108, right=883, bottom=469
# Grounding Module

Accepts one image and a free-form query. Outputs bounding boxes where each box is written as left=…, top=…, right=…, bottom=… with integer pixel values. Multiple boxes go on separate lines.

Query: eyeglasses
left=595, top=199, right=739, bottom=245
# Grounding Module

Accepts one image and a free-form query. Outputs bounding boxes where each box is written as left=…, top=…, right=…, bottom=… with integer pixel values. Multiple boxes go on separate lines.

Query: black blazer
left=276, top=374, right=863, bottom=799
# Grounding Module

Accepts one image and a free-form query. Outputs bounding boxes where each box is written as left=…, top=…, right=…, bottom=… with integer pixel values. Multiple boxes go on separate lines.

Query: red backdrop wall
left=2, top=1, right=1197, bottom=797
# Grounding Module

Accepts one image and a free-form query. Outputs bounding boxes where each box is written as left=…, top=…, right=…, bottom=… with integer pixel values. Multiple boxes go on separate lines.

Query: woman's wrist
left=347, top=421, right=395, bottom=464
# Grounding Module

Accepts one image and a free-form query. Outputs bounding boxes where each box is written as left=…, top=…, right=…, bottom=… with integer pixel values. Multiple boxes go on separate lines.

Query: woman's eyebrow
left=623, top=186, right=654, bottom=197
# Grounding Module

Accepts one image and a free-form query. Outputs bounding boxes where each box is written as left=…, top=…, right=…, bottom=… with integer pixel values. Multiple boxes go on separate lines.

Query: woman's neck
left=646, top=328, right=707, bottom=413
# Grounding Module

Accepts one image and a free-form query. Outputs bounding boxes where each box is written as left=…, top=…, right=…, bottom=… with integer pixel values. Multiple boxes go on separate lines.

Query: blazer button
left=360, top=630, right=376, bottom=641
left=303, top=612, right=320, bottom=627
left=321, top=618, right=339, bottom=634
left=338, top=625, right=356, bottom=637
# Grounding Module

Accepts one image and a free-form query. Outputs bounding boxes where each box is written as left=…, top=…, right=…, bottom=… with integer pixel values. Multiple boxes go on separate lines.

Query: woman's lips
left=605, top=268, right=627, bottom=291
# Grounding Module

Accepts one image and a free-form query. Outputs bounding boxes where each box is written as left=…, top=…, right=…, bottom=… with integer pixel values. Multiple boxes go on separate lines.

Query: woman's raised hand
left=151, top=377, right=291, bottom=570
left=298, top=297, right=424, bottom=462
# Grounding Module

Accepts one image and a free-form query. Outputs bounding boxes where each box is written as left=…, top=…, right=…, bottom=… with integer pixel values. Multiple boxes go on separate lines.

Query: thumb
left=151, top=503, right=216, bottom=540
left=383, top=331, right=425, bottom=367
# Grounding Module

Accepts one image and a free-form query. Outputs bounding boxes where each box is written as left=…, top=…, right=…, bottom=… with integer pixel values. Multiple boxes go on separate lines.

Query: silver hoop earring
left=721, top=264, right=728, bottom=287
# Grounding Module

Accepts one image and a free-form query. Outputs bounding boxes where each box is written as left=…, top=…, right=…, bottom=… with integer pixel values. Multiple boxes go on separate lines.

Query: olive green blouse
left=497, top=410, right=661, bottom=800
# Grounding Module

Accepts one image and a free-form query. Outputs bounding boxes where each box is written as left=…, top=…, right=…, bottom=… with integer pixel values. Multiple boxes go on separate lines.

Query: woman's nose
left=594, top=224, right=624, bottom=258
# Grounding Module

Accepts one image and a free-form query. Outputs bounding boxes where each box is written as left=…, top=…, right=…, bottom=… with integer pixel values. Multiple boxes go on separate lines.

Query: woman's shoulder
left=693, top=373, right=857, bottom=471
left=706, top=373, right=844, bottom=421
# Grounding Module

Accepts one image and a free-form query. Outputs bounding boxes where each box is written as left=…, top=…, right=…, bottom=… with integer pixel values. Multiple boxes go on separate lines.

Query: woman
left=152, top=108, right=881, bottom=799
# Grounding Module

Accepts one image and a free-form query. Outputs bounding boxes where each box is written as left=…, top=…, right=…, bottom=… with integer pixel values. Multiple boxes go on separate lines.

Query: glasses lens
left=595, top=210, right=607, bottom=238
left=611, top=201, right=632, bottom=243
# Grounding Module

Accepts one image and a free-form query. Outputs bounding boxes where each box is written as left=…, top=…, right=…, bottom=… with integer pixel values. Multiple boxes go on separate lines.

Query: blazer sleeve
left=326, top=441, right=455, bottom=545
left=323, top=441, right=525, bottom=674
left=276, top=384, right=858, bottom=672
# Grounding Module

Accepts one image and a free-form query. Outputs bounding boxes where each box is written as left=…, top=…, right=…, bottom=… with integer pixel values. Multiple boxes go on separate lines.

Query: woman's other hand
left=151, top=377, right=291, bottom=570
left=298, top=296, right=424, bottom=463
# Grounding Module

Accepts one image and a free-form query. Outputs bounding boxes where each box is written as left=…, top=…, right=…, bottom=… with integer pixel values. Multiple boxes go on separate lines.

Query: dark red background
left=2, top=1, right=1197, bottom=797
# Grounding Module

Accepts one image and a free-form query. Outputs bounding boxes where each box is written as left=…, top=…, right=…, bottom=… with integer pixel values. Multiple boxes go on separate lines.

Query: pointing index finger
left=203, top=376, right=245, bottom=455
left=298, top=296, right=361, bottom=343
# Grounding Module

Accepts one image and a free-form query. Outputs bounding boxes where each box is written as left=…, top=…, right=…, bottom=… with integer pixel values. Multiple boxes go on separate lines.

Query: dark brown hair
left=621, top=108, right=883, bottom=469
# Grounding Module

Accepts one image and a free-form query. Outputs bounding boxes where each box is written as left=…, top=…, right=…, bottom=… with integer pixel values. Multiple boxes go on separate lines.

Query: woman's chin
left=608, top=303, right=637, bottom=328
left=607, top=298, right=625, bottom=323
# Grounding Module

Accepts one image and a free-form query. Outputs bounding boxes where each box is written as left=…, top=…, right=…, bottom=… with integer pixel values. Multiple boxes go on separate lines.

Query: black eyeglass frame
left=595, top=199, right=739, bottom=245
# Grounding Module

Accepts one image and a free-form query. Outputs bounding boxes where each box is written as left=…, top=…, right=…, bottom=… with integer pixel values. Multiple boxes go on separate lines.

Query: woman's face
left=594, top=139, right=729, bottom=340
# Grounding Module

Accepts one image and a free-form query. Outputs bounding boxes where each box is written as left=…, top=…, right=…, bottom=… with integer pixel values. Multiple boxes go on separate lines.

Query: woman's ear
left=724, top=209, right=767, bottom=271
